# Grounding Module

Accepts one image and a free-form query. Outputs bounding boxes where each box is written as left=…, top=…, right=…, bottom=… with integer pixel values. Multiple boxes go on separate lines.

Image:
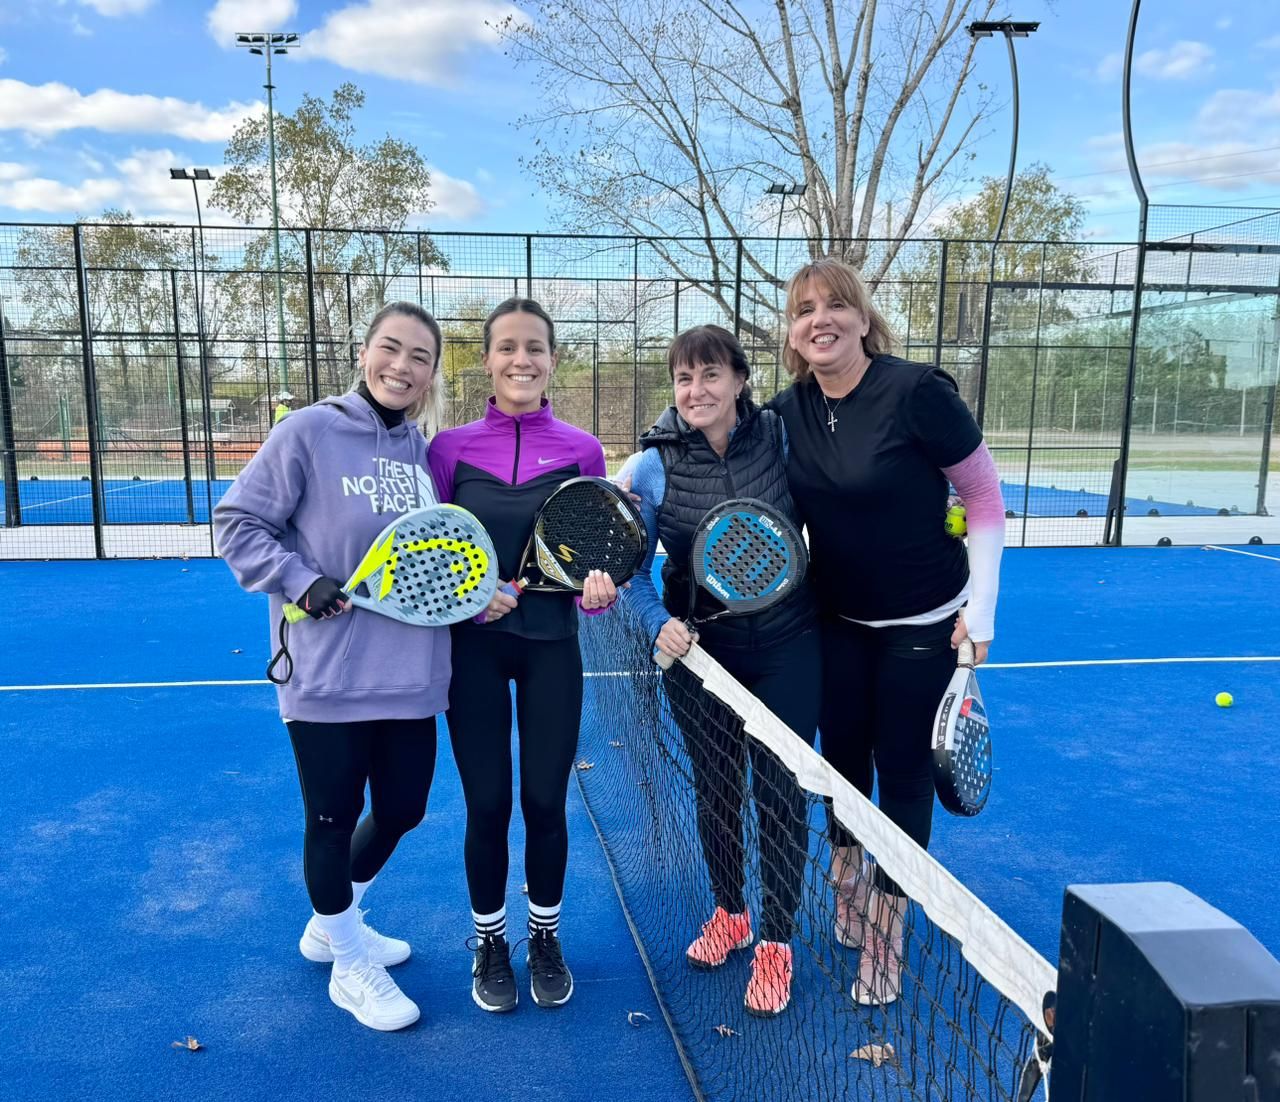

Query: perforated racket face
left=691, top=498, right=807, bottom=614
left=531, top=477, right=647, bottom=590
left=353, top=505, right=498, bottom=627
left=932, top=671, right=991, bottom=817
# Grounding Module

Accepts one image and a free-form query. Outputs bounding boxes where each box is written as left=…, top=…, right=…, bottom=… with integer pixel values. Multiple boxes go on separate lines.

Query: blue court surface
left=1, top=477, right=1221, bottom=526
left=1, top=546, right=1277, bottom=1101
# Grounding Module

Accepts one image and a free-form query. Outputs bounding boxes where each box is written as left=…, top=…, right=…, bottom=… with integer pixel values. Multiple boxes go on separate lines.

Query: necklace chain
left=821, top=391, right=846, bottom=432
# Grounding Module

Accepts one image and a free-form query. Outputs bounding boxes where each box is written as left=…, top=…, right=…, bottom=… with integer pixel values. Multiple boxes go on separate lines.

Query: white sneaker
left=300, top=910, right=411, bottom=966
left=328, top=960, right=420, bottom=1031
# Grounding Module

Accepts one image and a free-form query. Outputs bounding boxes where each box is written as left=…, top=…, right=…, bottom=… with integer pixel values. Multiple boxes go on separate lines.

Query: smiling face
left=359, top=312, right=438, bottom=412
left=484, top=309, right=557, bottom=415
left=673, top=358, right=742, bottom=443
left=786, top=276, right=872, bottom=381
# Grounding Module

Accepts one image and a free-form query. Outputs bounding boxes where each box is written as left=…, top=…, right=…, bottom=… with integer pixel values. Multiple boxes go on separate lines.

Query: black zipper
left=511, top=419, right=522, bottom=484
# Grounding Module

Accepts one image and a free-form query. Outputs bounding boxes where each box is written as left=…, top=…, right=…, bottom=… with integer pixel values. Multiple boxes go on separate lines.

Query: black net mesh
left=577, top=601, right=1055, bottom=1102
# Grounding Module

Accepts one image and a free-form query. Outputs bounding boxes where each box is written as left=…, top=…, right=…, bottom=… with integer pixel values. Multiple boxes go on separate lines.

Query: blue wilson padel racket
left=931, top=638, right=992, bottom=816
left=655, top=497, right=807, bottom=669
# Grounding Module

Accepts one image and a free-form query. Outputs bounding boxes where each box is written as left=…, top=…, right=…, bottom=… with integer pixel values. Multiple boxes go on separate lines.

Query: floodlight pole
left=237, top=32, right=298, bottom=393
left=967, top=21, right=1039, bottom=429
left=766, top=182, right=807, bottom=392
left=1111, top=0, right=1149, bottom=546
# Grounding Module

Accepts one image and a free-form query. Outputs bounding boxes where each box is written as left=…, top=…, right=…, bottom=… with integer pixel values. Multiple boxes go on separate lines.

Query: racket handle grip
left=282, top=602, right=308, bottom=625
left=957, top=638, right=976, bottom=667
left=500, top=580, right=524, bottom=598
left=653, top=650, right=677, bottom=670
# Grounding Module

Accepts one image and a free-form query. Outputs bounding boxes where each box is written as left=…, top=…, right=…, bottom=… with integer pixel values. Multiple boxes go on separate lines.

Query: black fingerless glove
left=296, top=577, right=348, bottom=619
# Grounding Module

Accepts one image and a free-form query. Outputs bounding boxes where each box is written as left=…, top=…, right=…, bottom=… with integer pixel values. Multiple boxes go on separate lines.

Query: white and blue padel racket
left=655, top=497, right=808, bottom=670
left=931, top=638, right=992, bottom=816
left=268, top=504, right=499, bottom=684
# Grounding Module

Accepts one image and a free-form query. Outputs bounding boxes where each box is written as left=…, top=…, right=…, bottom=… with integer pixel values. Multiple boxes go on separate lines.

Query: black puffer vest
left=640, top=398, right=815, bottom=653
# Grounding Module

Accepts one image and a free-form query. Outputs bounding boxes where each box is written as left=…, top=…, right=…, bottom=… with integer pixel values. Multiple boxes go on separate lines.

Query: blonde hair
left=782, top=259, right=898, bottom=381
left=355, top=301, right=446, bottom=435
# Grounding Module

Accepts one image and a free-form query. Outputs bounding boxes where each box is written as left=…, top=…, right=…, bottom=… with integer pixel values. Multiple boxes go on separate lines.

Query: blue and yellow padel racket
left=282, top=504, right=498, bottom=626
left=655, top=497, right=808, bottom=669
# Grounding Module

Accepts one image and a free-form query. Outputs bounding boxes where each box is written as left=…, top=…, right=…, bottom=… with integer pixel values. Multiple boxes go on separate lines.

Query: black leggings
left=286, top=718, right=437, bottom=916
left=667, top=630, right=821, bottom=943
left=447, top=629, right=583, bottom=915
left=818, top=615, right=958, bottom=894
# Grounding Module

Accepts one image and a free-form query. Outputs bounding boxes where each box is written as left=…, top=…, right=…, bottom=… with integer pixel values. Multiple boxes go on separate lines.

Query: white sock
left=313, top=900, right=364, bottom=973
left=528, top=900, right=561, bottom=937
left=351, top=878, right=373, bottom=909
left=473, top=906, right=506, bottom=940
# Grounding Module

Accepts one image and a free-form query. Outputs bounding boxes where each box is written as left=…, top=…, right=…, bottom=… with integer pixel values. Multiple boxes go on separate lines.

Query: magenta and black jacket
left=427, top=398, right=607, bottom=641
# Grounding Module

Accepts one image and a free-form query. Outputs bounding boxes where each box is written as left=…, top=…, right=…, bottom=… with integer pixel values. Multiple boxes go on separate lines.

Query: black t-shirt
left=767, top=355, right=983, bottom=622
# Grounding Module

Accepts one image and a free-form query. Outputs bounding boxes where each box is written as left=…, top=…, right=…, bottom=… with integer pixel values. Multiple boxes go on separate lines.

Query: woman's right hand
left=297, top=577, right=351, bottom=620
left=479, top=585, right=520, bottom=624
left=655, top=617, right=697, bottom=659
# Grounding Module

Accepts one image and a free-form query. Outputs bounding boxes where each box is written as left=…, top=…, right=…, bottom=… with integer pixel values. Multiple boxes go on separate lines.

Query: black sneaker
left=527, top=927, right=574, bottom=1008
left=469, top=933, right=518, bottom=1013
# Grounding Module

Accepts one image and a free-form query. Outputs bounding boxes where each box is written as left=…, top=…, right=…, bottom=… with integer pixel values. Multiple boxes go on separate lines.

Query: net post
left=1055, top=882, right=1280, bottom=1099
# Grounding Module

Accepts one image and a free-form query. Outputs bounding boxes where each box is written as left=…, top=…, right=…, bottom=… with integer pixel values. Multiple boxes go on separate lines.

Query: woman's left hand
left=580, top=569, right=617, bottom=611
left=951, top=613, right=990, bottom=666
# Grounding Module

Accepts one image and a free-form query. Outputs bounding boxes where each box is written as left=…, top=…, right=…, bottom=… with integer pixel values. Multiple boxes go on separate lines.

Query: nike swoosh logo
left=537, top=457, right=559, bottom=465
left=339, top=985, right=366, bottom=1008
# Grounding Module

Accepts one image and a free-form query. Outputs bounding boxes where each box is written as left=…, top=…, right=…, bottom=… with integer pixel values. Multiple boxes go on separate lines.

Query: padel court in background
left=2, top=544, right=1276, bottom=1101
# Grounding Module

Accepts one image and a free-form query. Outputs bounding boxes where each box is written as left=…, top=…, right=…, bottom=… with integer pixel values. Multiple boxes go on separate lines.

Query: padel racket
left=931, top=638, right=992, bottom=816
left=655, top=497, right=808, bottom=669
left=501, top=476, right=646, bottom=595
left=269, top=504, right=499, bottom=684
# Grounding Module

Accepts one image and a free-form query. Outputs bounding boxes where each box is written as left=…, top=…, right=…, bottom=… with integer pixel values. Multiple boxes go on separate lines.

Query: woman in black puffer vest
left=618, top=324, right=820, bottom=1018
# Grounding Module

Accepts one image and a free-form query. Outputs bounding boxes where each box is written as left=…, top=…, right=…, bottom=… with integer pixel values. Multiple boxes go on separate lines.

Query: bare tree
left=498, top=0, right=997, bottom=334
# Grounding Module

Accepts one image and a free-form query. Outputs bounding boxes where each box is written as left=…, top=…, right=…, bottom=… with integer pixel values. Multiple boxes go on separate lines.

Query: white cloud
left=304, top=0, right=522, bottom=87
left=1136, top=41, right=1213, bottom=80
left=206, top=0, right=299, bottom=46
left=424, top=164, right=486, bottom=221
left=1260, top=34, right=1280, bottom=50
left=0, top=79, right=260, bottom=140
left=78, top=0, right=155, bottom=14
left=0, top=147, right=227, bottom=217
left=1215, top=17, right=1232, bottom=30
left=1139, top=140, right=1280, bottom=190
left=1197, top=86, right=1280, bottom=136
left=1096, top=41, right=1213, bottom=82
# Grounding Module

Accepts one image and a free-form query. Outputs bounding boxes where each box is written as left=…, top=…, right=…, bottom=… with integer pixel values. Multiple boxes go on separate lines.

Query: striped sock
left=473, top=906, right=506, bottom=941
left=528, top=900, right=561, bottom=937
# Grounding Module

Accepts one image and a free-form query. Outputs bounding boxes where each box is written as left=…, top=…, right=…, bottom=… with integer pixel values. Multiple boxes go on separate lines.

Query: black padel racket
left=655, top=497, right=807, bottom=669
left=931, top=638, right=992, bottom=816
left=502, top=476, right=647, bottom=596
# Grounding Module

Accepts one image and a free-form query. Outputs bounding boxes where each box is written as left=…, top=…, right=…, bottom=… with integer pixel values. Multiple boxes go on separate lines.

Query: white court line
left=1203, top=544, right=1280, bottom=563
left=24, top=473, right=165, bottom=506
left=3, top=654, right=1279, bottom=692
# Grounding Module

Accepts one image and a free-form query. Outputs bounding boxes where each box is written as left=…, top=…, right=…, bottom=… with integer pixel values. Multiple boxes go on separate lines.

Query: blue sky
left=0, top=0, right=1276, bottom=241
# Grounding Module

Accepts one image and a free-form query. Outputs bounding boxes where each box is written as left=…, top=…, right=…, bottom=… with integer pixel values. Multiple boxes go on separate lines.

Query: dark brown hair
left=667, top=324, right=751, bottom=400
left=482, top=297, right=557, bottom=355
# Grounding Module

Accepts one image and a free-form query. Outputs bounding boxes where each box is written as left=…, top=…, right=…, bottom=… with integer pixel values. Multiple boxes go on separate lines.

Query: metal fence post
left=0, top=301, right=20, bottom=527
left=305, top=229, right=320, bottom=402
left=932, top=240, right=949, bottom=369
left=525, top=235, right=533, bottom=300
left=72, top=224, right=106, bottom=558
left=732, top=238, right=744, bottom=339
left=168, top=269, right=196, bottom=525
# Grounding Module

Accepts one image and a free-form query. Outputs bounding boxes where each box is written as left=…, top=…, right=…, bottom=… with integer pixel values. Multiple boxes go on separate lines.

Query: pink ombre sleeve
left=941, top=443, right=1004, bottom=642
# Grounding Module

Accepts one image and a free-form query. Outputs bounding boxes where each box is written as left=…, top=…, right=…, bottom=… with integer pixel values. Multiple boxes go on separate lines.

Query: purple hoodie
left=214, top=391, right=450, bottom=723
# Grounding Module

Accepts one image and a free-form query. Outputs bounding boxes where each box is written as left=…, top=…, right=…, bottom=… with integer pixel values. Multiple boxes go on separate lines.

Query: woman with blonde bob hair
left=767, top=257, right=1006, bottom=1008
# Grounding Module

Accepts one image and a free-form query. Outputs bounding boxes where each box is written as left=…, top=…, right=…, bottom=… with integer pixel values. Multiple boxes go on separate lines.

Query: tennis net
left=577, top=602, right=1055, bottom=1102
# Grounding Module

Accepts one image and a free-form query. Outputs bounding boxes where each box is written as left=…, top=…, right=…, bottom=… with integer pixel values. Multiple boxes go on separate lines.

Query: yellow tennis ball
left=1215, top=692, right=1233, bottom=708
left=944, top=511, right=968, bottom=537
